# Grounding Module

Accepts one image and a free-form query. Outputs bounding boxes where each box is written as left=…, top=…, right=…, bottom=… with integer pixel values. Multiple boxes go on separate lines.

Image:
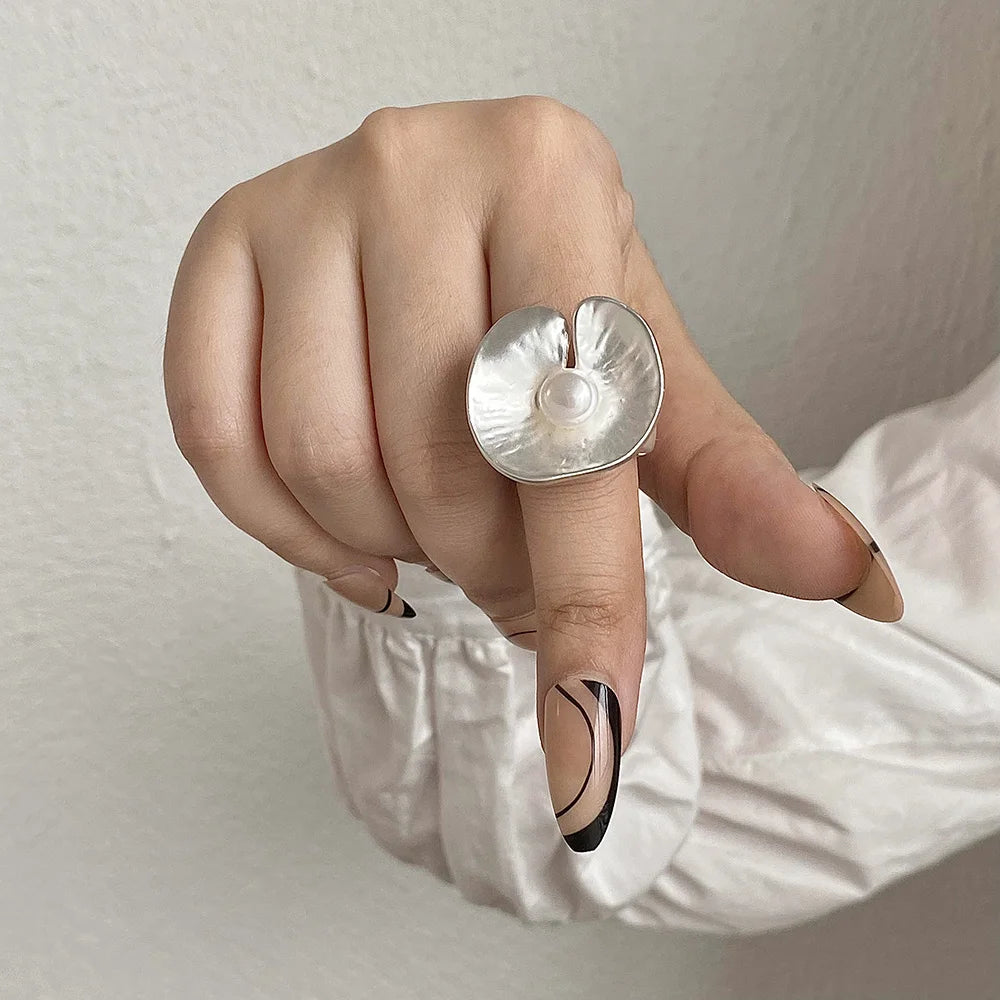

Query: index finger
left=485, top=111, right=643, bottom=851
left=517, top=464, right=644, bottom=853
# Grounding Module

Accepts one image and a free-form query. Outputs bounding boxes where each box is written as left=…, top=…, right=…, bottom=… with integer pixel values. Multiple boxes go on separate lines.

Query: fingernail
left=542, top=678, right=621, bottom=852
left=323, top=566, right=417, bottom=619
left=505, top=629, right=538, bottom=652
left=492, top=610, right=538, bottom=651
left=811, top=484, right=904, bottom=623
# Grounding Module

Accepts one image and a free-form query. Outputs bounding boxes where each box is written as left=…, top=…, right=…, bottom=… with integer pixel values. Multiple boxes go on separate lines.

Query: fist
left=165, top=97, right=871, bottom=849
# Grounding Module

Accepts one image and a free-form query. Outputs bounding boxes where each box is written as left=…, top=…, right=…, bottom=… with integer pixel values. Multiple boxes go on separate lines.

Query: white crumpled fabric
left=296, top=357, right=1000, bottom=934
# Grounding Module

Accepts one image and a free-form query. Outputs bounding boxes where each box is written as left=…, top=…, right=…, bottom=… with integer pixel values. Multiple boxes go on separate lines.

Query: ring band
left=466, top=296, right=663, bottom=484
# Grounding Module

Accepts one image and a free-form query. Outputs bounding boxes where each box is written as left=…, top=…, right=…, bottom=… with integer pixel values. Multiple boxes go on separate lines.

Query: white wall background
left=2, top=1, right=998, bottom=997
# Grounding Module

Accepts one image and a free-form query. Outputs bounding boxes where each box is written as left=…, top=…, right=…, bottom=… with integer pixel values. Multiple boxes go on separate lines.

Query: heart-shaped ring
left=466, top=296, right=663, bottom=484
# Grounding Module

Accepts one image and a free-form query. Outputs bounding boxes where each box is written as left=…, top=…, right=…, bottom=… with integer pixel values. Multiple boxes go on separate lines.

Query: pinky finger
left=163, top=192, right=413, bottom=619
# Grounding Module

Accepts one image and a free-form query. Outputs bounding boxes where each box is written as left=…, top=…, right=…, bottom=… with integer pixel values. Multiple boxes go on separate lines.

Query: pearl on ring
left=536, top=368, right=598, bottom=427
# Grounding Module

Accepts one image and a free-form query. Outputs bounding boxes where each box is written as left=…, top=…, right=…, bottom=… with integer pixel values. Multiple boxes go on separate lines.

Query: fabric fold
left=298, top=356, right=1000, bottom=933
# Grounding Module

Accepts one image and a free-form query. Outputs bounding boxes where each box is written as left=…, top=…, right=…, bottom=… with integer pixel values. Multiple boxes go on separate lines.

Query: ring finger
left=254, top=179, right=421, bottom=563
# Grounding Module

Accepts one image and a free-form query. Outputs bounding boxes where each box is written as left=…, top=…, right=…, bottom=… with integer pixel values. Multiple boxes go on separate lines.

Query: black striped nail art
left=543, top=678, right=621, bottom=852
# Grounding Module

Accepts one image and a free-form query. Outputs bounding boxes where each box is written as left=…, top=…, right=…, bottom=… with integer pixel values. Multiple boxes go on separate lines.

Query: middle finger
left=362, top=178, right=535, bottom=638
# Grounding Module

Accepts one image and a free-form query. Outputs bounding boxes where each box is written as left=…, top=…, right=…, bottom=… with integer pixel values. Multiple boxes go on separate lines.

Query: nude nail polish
left=542, top=678, right=621, bottom=852
left=812, top=484, right=904, bottom=623
left=323, top=567, right=416, bottom=619
left=504, top=628, right=538, bottom=652
left=492, top=610, right=538, bottom=651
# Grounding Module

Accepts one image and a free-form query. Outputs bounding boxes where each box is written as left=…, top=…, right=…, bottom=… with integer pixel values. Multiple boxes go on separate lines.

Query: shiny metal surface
left=466, top=296, right=663, bottom=484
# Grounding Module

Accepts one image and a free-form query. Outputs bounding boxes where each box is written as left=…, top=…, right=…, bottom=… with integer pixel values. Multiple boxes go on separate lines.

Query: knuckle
left=499, top=96, right=615, bottom=175
left=354, top=105, right=416, bottom=175
left=502, top=94, right=575, bottom=129
left=267, top=421, right=373, bottom=498
left=383, top=433, right=484, bottom=507
left=497, top=97, right=630, bottom=238
left=498, top=98, right=573, bottom=172
left=169, top=401, right=255, bottom=467
left=538, top=587, right=631, bottom=640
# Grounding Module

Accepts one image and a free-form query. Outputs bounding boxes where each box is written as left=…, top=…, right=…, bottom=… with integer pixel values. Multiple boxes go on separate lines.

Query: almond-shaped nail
left=324, top=566, right=416, bottom=619
left=542, top=678, right=621, bottom=852
left=492, top=610, right=538, bottom=651
left=812, top=484, right=903, bottom=622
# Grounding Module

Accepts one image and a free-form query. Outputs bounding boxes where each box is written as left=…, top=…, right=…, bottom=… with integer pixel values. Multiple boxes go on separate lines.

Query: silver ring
left=466, top=296, right=663, bottom=484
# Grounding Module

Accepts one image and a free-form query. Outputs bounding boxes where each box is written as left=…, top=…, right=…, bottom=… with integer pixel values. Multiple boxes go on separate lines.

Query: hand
left=164, top=97, right=870, bottom=849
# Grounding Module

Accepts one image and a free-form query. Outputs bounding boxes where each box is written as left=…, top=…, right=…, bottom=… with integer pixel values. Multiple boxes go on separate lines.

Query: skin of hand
left=164, top=96, right=870, bottom=848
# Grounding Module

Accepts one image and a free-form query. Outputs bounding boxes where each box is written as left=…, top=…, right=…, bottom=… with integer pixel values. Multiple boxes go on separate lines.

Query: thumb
left=628, top=236, right=895, bottom=616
